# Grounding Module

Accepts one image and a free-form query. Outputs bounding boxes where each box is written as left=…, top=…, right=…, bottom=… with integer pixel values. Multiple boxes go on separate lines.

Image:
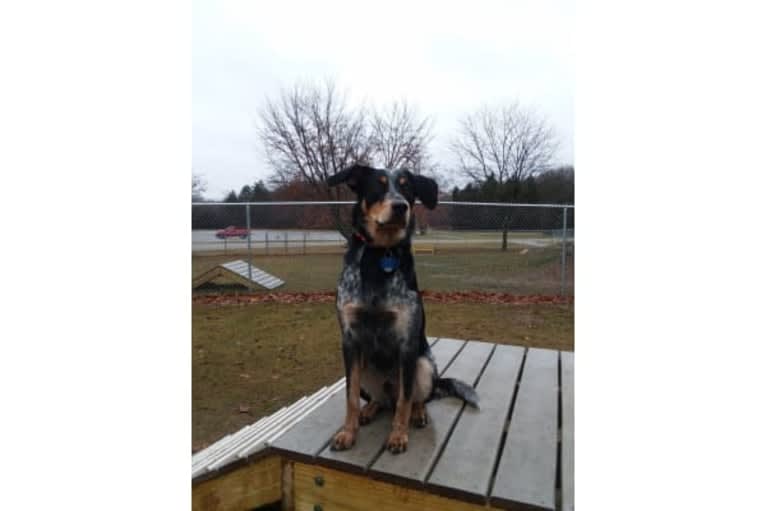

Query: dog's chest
left=336, top=262, right=418, bottom=339
left=337, top=261, right=416, bottom=308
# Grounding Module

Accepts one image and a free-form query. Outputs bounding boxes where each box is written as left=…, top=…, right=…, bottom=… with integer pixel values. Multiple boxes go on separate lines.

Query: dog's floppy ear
left=326, top=164, right=374, bottom=192
left=412, top=174, right=438, bottom=210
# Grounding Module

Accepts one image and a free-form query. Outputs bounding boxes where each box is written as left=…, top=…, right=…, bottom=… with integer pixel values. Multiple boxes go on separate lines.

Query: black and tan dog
left=326, top=164, right=478, bottom=454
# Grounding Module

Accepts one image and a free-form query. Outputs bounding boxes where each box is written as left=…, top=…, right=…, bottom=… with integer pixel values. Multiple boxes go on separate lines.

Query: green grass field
left=419, top=229, right=559, bottom=241
left=193, top=246, right=573, bottom=295
left=192, top=301, right=574, bottom=451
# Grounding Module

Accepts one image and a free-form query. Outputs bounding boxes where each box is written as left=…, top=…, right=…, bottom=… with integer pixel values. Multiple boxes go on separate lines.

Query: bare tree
left=368, top=99, right=439, bottom=234
left=450, top=102, right=558, bottom=188
left=450, top=102, right=558, bottom=250
left=369, top=99, right=433, bottom=172
left=192, top=173, right=206, bottom=202
left=257, top=80, right=371, bottom=201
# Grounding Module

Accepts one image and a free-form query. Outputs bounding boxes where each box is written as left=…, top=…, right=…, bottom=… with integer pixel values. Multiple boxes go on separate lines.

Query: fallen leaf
left=193, top=291, right=572, bottom=306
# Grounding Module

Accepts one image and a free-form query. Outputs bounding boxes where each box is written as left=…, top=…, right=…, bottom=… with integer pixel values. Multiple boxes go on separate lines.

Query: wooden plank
left=270, top=385, right=347, bottom=461
left=251, top=273, right=273, bottom=283
left=223, top=263, right=250, bottom=275
left=251, top=272, right=283, bottom=288
left=232, top=267, right=258, bottom=279
left=192, top=455, right=281, bottom=511
left=259, top=277, right=282, bottom=289
left=427, top=344, right=526, bottom=503
left=293, top=462, right=500, bottom=511
left=490, top=348, right=558, bottom=511
left=274, top=339, right=446, bottom=462
left=413, top=245, right=435, bottom=254
left=316, top=338, right=465, bottom=472
left=227, top=267, right=284, bottom=289
left=429, top=338, right=466, bottom=371
left=219, top=260, right=284, bottom=289
left=561, top=351, right=574, bottom=511
left=223, top=260, right=248, bottom=270
left=369, top=341, right=495, bottom=484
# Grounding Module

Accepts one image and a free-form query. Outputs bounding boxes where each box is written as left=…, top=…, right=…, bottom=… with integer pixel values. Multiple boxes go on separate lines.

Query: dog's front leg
left=387, top=350, right=416, bottom=454
left=331, top=339, right=361, bottom=450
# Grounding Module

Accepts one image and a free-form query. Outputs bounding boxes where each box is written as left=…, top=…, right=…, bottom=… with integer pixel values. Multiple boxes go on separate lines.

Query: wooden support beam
left=293, top=462, right=500, bottom=511
left=192, top=455, right=281, bottom=511
left=192, top=266, right=224, bottom=289
left=282, top=459, right=295, bottom=511
left=413, top=245, right=435, bottom=254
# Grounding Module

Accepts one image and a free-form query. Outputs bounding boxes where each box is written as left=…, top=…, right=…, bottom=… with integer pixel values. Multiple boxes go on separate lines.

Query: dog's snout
left=392, top=202, right=408, bottom=218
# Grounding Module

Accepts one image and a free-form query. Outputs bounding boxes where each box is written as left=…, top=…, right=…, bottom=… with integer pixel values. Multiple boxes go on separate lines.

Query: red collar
left=352, top=230, right=371, bottom=244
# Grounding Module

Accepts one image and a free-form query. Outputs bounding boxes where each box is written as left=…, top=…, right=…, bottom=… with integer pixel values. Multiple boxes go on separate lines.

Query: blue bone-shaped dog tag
left=380, top=252, right=399, bottom=273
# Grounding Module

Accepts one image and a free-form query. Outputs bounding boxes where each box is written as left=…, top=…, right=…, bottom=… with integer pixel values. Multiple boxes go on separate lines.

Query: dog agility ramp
left=192, top=259, right=285, bottom=290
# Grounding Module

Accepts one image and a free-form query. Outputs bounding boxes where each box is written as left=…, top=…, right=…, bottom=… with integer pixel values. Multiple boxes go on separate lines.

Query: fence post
left=246, top=204, right=253, bottom=286
left=303, top=232, right=307, bottom=255
left=266, top=232, right=269, bottom=255
left=284, top=231, right=288, bottom=254
left=560, top=206, right=568, bottom=296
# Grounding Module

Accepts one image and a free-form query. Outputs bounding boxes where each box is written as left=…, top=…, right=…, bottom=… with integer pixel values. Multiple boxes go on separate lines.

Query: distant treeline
left=449, top=166, right=573, bottom=231
left=451, top=166, right=573, bottom=205
left=192, top=166, right=573, bottom=232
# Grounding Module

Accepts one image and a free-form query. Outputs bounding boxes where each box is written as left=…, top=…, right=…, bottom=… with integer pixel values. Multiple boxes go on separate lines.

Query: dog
left=326, top=164, right=478, bottom=454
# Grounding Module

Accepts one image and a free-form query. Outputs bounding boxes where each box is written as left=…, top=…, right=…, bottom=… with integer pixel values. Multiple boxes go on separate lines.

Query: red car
left=215, top=226, right=249, bottom=239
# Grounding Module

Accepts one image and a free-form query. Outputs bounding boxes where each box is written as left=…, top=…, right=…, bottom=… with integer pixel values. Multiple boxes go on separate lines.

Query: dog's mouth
left=375, top=219, right=406, bottom=231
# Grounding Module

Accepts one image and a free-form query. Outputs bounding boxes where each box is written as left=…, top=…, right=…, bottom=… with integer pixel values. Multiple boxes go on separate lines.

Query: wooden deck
left=193, top=337, right=574, bottom=511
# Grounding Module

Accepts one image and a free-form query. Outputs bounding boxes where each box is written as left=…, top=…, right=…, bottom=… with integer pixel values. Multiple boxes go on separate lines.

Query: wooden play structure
left=193, top=260, right=285, bottom=291
left=192, top=337, right=574, bottom=510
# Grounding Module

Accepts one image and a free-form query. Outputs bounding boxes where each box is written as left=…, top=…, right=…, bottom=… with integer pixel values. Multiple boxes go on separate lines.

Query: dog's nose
left=392, top=202, right=408, bottom=218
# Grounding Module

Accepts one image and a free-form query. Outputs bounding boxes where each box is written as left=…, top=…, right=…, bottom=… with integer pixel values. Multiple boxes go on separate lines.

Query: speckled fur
left=326, top=164, right=477, bottom=453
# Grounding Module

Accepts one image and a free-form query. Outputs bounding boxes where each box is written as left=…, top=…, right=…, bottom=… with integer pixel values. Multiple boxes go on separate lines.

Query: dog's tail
left=433, top=378, right=479, bottom=408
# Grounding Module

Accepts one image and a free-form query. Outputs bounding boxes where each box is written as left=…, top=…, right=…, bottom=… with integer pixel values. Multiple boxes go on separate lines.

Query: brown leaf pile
left=193, top=291, right=573, bottom=306
left=420, top=291, right=573, bottom=305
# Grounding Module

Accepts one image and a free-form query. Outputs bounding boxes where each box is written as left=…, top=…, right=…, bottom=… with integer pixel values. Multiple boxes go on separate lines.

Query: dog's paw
left=330, top=428, right=356, bottom=451
left=411, top=403, right=429, bottom=428
left=359, top=401, right=381, bottom=426
left=386, top=430, right=408, bottom=454
left=411, top=413, right=429, bottom=428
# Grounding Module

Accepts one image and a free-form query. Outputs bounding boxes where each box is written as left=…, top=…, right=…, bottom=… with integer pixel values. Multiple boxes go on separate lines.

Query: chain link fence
left=192, top=201, right=574, bottom=296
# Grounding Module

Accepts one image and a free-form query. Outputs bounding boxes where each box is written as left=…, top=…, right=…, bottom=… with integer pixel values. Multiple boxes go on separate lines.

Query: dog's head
left=327, top=164, right=438, bottom=248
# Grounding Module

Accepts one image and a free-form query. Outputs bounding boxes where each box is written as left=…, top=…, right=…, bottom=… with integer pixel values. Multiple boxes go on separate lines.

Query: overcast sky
left=193, top=0, right=574, bottom=200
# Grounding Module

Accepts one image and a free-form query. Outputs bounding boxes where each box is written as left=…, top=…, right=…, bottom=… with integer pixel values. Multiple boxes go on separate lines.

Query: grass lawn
left=420, top=229, right=556, bottom=241
left=192, top=301, right=573, bottom=451
left=193, top=247, right=573, bottom=296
